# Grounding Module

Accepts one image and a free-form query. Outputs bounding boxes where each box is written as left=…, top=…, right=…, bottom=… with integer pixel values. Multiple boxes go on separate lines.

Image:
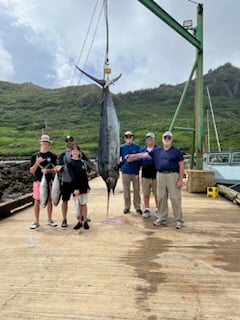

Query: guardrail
left=0, top=193, right=34, bottom=220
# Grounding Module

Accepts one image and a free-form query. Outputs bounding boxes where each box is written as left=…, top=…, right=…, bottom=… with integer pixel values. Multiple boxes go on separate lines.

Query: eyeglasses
left=163, top=136, right=172, bottom=140
left=125, top=135, right=133, bottom=138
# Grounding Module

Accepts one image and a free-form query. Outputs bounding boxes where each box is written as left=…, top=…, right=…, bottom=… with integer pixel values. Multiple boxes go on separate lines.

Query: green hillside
left=0, top=63, right=240, bottom=156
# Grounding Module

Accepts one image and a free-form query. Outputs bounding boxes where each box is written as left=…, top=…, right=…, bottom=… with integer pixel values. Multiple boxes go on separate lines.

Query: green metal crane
left=138, top=0, right=203, bottom=169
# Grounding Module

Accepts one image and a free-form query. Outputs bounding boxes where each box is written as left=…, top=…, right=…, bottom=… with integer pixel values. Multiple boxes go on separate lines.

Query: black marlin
left=75, top=66, right=121, bottom=216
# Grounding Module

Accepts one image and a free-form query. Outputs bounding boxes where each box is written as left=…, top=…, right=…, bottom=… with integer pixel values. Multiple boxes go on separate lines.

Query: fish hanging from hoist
left=75, top=0, right=121, bottom=216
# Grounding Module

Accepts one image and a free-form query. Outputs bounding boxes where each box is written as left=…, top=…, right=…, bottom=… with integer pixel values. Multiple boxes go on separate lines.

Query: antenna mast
left=206, top=86, right=221, bottom=152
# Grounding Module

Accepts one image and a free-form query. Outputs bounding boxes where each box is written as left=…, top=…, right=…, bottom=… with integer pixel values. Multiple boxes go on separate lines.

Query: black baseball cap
left=65, top=135, right=74, bottom=142
left=71, top=144, right=80, bottom=151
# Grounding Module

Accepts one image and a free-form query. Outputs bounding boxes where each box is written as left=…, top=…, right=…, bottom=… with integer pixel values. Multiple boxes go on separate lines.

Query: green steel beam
left=138, top=0, right=202, bottom=51
left=138, top=0, right=204, bottom=169
left=174, top=127, right=195, bottom=132
left=169, top=59, right=197, bottom=131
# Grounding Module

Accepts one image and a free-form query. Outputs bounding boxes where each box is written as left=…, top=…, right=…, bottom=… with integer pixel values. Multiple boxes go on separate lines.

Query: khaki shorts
left=141, top=177, right=157, bottom=197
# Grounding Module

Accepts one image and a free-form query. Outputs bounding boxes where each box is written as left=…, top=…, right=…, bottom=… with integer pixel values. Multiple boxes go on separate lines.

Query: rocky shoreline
left=0, top=160, right=32, bottom=202
left=0, top=157, right=97, bottom=202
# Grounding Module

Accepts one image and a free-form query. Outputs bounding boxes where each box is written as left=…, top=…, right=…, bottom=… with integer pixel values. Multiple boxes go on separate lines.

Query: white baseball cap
left=40, top=134, right=50, bottom=142
left=146, top=132, right=155, bottom=139
left=162, top=131, right=173, bottom=138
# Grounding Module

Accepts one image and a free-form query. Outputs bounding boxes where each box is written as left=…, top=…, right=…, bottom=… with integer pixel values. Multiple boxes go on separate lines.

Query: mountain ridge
left=0, top=62, right=239, bottom=156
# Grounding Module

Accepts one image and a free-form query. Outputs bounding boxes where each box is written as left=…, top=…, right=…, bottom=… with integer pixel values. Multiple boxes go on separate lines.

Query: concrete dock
left=0, top=175, right=240, bottom=319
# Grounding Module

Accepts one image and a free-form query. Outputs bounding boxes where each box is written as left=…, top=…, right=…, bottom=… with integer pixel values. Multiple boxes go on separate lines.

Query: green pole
left=195, top=4, right=204, bottom=169
left=138, top=1, right=204, bottom=168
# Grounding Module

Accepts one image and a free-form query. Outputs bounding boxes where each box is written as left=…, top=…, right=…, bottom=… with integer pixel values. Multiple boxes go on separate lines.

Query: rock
left=0, top=161, right=32, bottom=202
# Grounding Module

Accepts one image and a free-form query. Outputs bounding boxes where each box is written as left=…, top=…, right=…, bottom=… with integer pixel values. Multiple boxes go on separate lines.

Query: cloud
left=0, top=38, right=15, bottom=80
left=0, top=0, right=239, bottom=93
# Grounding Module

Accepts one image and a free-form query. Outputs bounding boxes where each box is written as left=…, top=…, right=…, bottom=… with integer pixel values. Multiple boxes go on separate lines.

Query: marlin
left=75, top=66, right=121, bottom=216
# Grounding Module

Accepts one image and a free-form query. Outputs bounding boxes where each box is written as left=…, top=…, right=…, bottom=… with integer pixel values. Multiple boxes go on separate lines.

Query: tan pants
left=156, top=172, right=183, bottom=223
left=122, top=174, right=141, bottom=211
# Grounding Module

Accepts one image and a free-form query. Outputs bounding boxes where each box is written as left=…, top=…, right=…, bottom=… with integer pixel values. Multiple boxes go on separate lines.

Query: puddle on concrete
left=121, top=235, right=171, bottom=315
left=101, top=217, right=130, bottom=225
left=207, top=240, right=240, bottom=272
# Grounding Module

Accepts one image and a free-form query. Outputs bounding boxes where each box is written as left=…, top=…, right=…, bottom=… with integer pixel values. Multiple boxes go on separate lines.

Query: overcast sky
left=0, top=0, right=239, bottom=93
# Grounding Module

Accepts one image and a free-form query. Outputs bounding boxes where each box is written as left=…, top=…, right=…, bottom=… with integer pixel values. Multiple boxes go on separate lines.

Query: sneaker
left=73, top=221, right=82, bottom=230
left=48, top=220, right=58, bottom=227
left=61, top=220, right=68, bottom=228
left=154, top=209, right=159, bottom=217
left=142, top=209, right=151, bottom=218
left=30, top=222, right=39, bottom=229
left=136, top=209, right=143, bottom=215
left=153, top=218, right=167, bottom=226
left=176, top=222, right=183, bottom=229
left=83, top=221, right=90, bottom=230
left=123, top=208, right=130, bottom=214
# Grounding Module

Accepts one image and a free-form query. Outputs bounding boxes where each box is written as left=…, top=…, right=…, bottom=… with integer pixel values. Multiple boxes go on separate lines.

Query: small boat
left=203, top=150, right=240, bottom=185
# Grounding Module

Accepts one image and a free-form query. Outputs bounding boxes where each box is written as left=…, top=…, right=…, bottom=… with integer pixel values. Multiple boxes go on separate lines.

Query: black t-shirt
left=141, top=145, right=157, bottom=179
left=141, top=159, right=157, bottom=179
left=30, top=151, right=57, bottom=182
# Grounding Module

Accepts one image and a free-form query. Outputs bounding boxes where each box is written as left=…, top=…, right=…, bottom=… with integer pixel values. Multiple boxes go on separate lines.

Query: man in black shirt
left=140, top=133, right=158, bottom=218
left=56, top=136, right=95, bottom=227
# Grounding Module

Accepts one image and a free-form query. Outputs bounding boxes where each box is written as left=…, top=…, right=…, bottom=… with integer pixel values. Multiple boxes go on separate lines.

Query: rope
left=52, top=0, right=104, bottom=140
left=79, top=2, right=104, bottom=84
left=70, top=0, right=102, bottom=86
left=187, top=0, right=199, bottom=5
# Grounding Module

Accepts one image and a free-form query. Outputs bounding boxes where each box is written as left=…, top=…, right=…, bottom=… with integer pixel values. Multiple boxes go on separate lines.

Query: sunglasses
left=163, top=136, right=172, bottom=140
left=65, top=139, right=73, bottom=142
left=125, top=135, right=133, bottom=138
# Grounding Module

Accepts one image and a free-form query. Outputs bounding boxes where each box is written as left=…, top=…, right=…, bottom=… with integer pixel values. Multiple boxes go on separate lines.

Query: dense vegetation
left=0, top=63, right=239, bottom=157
